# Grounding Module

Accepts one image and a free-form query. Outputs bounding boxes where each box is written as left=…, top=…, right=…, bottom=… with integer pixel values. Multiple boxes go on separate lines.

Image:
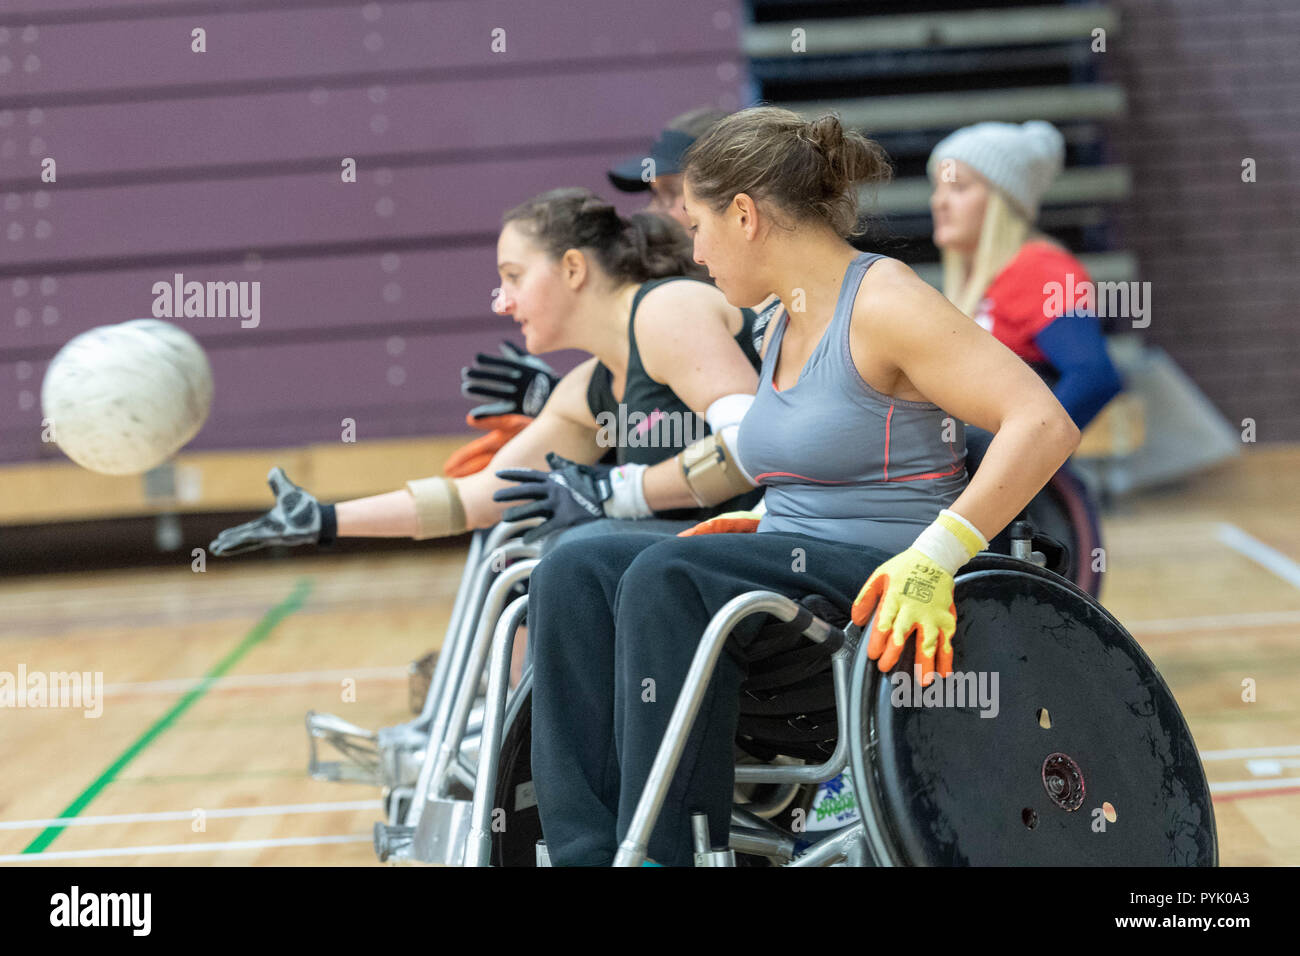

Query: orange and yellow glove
left=677, top=498, right=767, bottom=537
left=850, top=509, right=988, bottom=686
left=443, top=413, right=531, bottom=478
left=677, top=511, right=761, bottom=536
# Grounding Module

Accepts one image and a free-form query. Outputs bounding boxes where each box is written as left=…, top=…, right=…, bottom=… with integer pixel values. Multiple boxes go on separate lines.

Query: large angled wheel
left=1026, top=468, right=1103, bottom=597
left=490, top=671, right=543, bottom=867
left=849, top=554, right=1216, bottom=866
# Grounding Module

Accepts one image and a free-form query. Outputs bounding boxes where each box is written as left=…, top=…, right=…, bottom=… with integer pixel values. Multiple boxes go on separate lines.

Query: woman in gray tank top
left=736, top=251, right=968, bottom=554
left=526, top=107, right=1082, bottom=866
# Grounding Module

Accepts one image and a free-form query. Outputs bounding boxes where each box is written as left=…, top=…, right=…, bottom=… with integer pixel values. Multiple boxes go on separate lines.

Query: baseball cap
left=607, top=127, right=700, bottom=193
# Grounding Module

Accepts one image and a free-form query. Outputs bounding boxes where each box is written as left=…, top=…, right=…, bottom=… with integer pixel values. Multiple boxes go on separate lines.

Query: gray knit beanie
left=926, top=120, right=1065, bottom=221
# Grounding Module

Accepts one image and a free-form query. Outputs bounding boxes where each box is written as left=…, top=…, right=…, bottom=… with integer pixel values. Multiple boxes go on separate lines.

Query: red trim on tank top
left=753, top=471, right=854, bottom=485
left=880, top=403, right=963, bottom=482
left=882, top=405, right=893, bottom=479
left=883, top=463, right=965, bottom=482
left=755, top=463, right=964, bottom=485
left=759, top=382, right=961, bottom=486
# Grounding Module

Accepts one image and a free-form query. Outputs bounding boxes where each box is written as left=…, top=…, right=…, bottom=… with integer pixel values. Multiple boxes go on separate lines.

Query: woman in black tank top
left=584, top=276, right=762, bottom=520
left=207, top=187, right=764, bottom=556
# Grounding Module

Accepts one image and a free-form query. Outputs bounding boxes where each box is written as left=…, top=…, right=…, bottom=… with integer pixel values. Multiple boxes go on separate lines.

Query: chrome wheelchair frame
left=304, top=519, right=541, bottom=861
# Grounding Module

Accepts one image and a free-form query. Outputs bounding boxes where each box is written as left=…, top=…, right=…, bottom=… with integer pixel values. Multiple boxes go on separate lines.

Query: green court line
left=22, top=577, right=314, bottom=855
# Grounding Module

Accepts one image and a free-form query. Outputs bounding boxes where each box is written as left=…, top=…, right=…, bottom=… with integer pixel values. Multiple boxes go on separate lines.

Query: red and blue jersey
left=972, top=241, right=1122, bottom=429
left=973, top=240, right=1089, bottom=365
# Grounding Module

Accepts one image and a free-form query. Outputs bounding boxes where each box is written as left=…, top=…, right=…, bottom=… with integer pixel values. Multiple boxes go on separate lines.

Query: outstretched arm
left=209, top=361, right=604, bottom=555
left=336, top=359, right=603, bottom=537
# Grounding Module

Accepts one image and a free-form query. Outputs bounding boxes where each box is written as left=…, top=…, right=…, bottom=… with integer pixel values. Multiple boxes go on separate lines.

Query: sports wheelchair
left=476, top=539, right=1216, bottom=867
left=308, top=468, right=1208, bottom=866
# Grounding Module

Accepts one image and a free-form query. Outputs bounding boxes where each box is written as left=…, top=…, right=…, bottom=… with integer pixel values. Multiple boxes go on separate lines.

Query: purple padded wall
left=0, top=0, right=749, bottom=463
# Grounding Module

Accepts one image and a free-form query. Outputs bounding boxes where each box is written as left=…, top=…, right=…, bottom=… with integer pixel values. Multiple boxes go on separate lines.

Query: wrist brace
left=604, top=463, right=652, bottom=519
left=319, top=504, right=338, bottom=545
left=910, top=508, right=989, bottom=576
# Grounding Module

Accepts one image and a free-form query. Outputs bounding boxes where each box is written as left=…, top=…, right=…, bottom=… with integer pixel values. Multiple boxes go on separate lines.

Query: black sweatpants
left=528, top=530, right=894, bottom=866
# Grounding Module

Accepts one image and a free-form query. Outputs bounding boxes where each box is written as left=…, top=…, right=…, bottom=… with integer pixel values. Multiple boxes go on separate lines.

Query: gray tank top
left=736, top=253, right=968, bottom=554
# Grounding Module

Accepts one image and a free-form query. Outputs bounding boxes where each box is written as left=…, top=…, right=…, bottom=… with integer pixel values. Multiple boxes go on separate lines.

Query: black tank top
left=586, top=277, right=764, bottom=520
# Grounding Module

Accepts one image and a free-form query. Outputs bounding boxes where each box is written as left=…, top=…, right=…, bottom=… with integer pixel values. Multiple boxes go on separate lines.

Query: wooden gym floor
left=2, top=447, right=1298, bottom=867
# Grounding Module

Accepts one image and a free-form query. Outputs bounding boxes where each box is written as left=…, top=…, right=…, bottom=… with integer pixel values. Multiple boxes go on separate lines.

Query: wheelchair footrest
left=375, top=723, right=432, bottom=790
left=306, top=710, right=381, bottom=784
left=374, top=822, right=415, bottom=863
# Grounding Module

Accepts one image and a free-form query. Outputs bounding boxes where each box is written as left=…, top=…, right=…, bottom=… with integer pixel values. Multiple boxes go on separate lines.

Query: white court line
left=0, top=834, right=371, bottom=863
left=101, top=667, right=407, bottom=695
left=1209, top=779, right=1300, bottom=794
left=1245, top=758, right=1300, bottom=776
left=1199, top=744, right=1300, bottom=761
left=1127, top=608, right=1300, bottom=634
left=0, top=573, right=451, bottom=610
left=1216, top=523, right=1300, bottom=589
left=0, top=799, right=381, bottom=831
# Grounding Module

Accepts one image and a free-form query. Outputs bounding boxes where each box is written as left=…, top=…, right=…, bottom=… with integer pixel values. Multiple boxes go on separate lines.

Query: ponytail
left=503, top=188, right=703, bottom=283
left=683, top=106, right=892, bottom=237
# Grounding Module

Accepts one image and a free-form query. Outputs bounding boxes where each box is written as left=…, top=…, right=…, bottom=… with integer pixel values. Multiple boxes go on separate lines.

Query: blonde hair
left=941, top=188, right=1031, bottom=317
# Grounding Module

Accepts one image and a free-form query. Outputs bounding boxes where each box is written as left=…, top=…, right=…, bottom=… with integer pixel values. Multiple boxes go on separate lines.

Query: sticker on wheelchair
left=515, top=779, right=537, bottom=812
left=805, top=771, right=860, bottom=832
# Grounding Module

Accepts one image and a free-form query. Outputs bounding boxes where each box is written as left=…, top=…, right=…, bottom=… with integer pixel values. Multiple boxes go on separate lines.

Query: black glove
left=209, top=467, right=329, bottom=556
left=493, top=452, right=613, bottom=543
left=462, top=340, right=560, bottom=420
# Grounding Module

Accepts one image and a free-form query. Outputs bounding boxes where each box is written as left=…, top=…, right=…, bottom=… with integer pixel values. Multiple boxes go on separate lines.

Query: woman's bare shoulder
left=856, top=257, right=943, bottom=326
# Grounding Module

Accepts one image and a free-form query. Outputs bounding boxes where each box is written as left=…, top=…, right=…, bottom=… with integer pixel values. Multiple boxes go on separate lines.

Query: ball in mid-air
left=41, top=319, right=213, bottom=476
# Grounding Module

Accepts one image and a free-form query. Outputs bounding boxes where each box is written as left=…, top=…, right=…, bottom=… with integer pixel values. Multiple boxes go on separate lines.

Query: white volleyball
left=41, top=319, right=213, bottom=476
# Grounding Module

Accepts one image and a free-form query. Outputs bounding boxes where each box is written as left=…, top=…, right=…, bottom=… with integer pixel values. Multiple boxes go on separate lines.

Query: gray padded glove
left=209, top=467, right=324, bottom=556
